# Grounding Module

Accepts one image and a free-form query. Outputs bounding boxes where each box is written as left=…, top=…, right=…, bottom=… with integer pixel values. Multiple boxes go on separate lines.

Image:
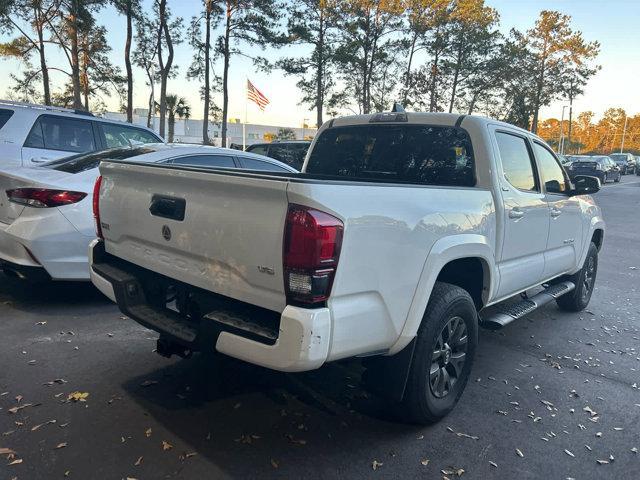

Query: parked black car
left=567, top=155, right=621, bottom=184
left=636, top=156, right=640, bottom=176
left=245, top=140, right=311, bottom=170
left=609, top=153, right=636, bottom=175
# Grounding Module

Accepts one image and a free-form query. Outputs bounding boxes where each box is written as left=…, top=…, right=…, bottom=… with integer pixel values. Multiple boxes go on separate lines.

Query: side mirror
left=571, top=175, right=601, bottom=195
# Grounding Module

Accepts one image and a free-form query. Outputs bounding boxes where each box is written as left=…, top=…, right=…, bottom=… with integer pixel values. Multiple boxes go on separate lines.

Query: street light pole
left=620, top=115, right=628, bottom=153
left=558, top=106, right=568, bottom=154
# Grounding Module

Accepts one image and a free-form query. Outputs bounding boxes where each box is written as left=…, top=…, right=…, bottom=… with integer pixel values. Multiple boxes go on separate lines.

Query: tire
left=399, top=282, right=478, bottom=424
left=556, top=242, right=598, bottom=312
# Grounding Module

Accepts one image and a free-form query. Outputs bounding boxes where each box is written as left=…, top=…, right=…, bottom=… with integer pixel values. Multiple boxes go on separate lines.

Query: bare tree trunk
left=81, top=34, right=89, bottom=110
left=403, top=32, right=418, bottom=104
left=125, top=0, right=133, bottom=122
left=157, top=0, right=173, bottom=138
left=448, top=42, right=464, bottom=113
left=34, top=6, right=51, bottom=105
left=68, top=0, right=83, bottom=109
left=147, top=86, right=154, bottom=128
left=202, top=0, right=212, bottom=144
left=221, top=2, right=231, bottom=147
left=315, top=9, right=324, bottom=129
left=168, top=112, right=175, bottom=142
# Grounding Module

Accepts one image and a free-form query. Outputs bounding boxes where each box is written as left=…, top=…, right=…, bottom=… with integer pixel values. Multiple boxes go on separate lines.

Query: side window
left=170, top=155, right=236, bottom=168
left=24, top=118, right=45, bottom=148
left=240, top=157, right=291, bottom=172
left=26, top=115, right=95, bottom=152
left=495, top=132, right=538, bottom=192
left=247, top=144, right=268, bottom=156
left=0, top=109, right=14, bottom=130
left=533, top=142, right=568, bottom=194
left=100, top=123, right=159, bottom=148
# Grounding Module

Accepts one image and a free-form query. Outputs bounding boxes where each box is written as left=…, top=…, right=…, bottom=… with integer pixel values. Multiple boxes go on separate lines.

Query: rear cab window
left=306, top=124, right=475, bottom=187
left=0, top=108, right=14, bottom=130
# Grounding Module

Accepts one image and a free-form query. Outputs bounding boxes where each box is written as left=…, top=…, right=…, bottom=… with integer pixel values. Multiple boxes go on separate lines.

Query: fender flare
left=387, top=234, right=496, bottom=355
left=575, top=218, right=605, bottom=271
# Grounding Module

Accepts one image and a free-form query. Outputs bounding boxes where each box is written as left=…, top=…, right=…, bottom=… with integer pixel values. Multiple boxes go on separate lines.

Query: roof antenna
left=391, top=102, right=405, bottom=113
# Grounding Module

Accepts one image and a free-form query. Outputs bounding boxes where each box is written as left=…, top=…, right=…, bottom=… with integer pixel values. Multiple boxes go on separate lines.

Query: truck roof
left=328, top=112, right=533, bottom=137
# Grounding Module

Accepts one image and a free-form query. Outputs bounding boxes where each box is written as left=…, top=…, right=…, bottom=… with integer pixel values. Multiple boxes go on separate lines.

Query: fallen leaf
left=134, top=456, right=143, bottom=466
left=35, top=321, right=47, bottom=326
left=596, top=459, right=609, bottom=465
left=372, top=460, right=383, bottom=471
left=565, top=449, right=575, bottom=457
left=583, top=406, right=598, bottom=417
left=54, top=442, right=67, bottom=449
left=162, top=441, right=173, bottom=451
left=0, top=448, right=16, bottom=455
left=8, top=403, right=36, bottom=414
left=442, top=467, right=465, bottom=476
left=31, top=420, right=56, bottom=431
left=140, top=380, right=158, bottom=387
left=420, top=458, right=430, bottom=466
left=489, top=461, right=498, bottom=468
left=7, top=458, right=22, bottom=466
left=145, top=428, right=152, bottom=438
left=515, top=448, right=524, bottom=458
left=270, top=458, right=279, bottom=469
left=67, top=392, right=89, bottom=402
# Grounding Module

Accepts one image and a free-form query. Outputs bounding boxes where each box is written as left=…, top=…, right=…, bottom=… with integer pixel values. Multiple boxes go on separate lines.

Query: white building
left=102, top=109, right=316, bottom=146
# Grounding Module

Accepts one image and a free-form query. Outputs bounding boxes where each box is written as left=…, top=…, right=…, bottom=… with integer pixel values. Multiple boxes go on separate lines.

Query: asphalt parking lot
left=1, top=175, right=639, bottom=480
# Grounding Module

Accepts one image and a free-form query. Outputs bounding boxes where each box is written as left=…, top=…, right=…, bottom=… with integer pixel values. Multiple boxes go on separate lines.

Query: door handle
left=508, top=208, right=524, bottom=219
left=550, top=208, right=562, bottom=218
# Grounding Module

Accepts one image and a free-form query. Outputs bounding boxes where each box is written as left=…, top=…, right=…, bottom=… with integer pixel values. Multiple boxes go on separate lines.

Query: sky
left=1, top=0, right=639, bottom=128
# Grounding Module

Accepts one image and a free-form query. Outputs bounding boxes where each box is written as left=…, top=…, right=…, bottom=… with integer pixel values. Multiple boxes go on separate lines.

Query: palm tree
left=156, top=95, right=191, bottom=142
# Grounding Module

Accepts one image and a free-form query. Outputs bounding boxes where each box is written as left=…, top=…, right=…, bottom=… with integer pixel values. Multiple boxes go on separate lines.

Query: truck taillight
left=6, top=188, right=87, bottom=208
left=283, top=204, right=343, bottom=306
left=92, top=175, right=103, bottom=239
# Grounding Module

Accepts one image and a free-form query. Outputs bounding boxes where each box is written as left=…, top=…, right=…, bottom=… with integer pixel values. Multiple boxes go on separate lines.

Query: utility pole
left=620, top=115, right=628, bottom=153
left=558, top=106, right=568, bottom=154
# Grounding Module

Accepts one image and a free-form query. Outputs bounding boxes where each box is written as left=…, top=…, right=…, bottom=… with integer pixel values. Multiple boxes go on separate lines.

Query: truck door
left=531, top=141, right=583, bottom=278
left=493, top=129, right=550, bottom=299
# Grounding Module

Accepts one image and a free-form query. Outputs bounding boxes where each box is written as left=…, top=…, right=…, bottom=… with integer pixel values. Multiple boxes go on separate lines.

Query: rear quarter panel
left=287, top=181, right=496, bottom=361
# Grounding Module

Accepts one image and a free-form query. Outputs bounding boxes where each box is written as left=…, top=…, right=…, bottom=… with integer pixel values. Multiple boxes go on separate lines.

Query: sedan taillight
left=6, top=188, right=87, bottom=208
left=283, top=204, right=343, bottom=306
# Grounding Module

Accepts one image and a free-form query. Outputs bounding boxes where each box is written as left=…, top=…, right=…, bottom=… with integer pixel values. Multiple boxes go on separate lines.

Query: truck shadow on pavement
left=119, top=351, right=425, bottom=476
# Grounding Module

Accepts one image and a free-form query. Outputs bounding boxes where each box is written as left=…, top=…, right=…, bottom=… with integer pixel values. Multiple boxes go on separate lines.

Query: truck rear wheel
left=399, top=282, right=478, bottom=424
left=556, top=242, right=598, bottom=312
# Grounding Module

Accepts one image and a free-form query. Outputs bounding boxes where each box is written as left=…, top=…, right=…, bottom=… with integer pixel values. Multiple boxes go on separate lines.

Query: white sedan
left=0, top=143, right=298, bottom=281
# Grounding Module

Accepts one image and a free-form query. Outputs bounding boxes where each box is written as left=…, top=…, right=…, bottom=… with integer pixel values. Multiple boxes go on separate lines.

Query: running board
left=481, top=281, right=575, bottom=330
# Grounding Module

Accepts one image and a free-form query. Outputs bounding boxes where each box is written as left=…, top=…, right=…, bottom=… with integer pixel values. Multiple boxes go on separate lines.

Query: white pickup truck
left=89, top=111, right=604, bottom=423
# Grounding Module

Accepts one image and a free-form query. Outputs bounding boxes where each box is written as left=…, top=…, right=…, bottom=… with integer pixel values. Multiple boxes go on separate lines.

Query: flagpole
left=243, top=77, right=248, bottom=150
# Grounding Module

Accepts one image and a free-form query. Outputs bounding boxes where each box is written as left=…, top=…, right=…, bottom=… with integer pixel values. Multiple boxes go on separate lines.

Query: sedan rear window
left=306, top=125, right=475, bottom=187
left=43, top=147, right=154, bottom=173
left=0, top=109, right=14, bottom=130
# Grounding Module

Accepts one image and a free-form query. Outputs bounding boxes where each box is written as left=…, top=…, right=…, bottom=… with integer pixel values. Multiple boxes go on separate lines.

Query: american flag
left=247, top=80, right=270, bottom=111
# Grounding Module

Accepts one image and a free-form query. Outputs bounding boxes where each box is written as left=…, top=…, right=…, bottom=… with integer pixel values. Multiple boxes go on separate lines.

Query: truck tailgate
left=98, top=162, right=290, bottom=313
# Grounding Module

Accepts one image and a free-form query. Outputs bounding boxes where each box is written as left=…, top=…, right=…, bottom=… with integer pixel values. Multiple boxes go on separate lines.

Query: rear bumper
left=0, top=212, right=91, bottom=281
left=89, top=240, right=331, bottom=372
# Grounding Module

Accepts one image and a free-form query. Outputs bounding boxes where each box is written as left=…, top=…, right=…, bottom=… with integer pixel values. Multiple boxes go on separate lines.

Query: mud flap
left=362, top=338, right=417, bottom=402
